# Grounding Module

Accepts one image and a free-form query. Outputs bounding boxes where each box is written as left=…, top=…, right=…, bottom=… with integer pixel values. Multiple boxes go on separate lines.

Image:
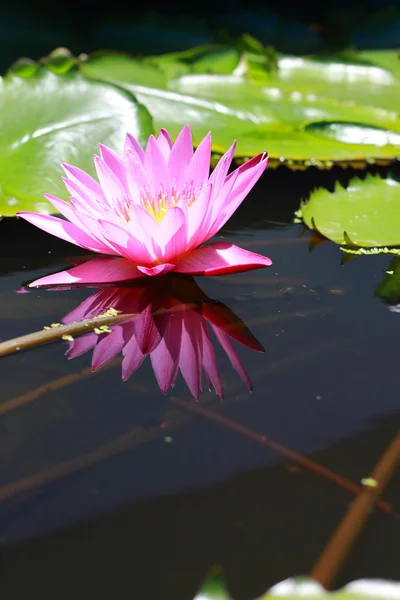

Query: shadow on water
left=1, top=164, right=400, bottom=598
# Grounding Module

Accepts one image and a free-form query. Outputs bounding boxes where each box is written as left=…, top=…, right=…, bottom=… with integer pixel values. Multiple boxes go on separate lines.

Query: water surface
left=1, top=167, right=400, bottom=599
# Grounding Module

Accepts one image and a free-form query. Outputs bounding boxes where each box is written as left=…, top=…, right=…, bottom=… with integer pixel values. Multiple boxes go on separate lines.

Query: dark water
left=1, top=167, right=400, bottom=599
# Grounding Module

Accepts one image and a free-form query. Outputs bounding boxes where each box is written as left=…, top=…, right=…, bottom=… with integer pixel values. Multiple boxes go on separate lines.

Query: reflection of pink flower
left=18, top=125, right=271, bottom=287
left=62, top=273, right=264, bottom=399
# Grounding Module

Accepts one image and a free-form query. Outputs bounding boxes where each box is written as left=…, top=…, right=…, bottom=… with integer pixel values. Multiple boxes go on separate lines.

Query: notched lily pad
left=297, top=173, right=400, bottom=251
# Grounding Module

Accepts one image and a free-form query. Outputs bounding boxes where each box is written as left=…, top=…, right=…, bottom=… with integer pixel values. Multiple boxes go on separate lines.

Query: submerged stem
left=311, top=429, right=400, bottom=588
left=170, top=397, right=392, bottom=515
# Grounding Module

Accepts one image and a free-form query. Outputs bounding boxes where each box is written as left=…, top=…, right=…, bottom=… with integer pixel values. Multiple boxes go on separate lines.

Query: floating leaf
left=79, top=47, right=400, bottom=167
left=357, top=50, right=400, bottom=80
left=375, top=258, right=400, bottom=304
left=146, top=43, right=242, bottom=79
left=297, top=174, right=400, bottom=248
left=0, top=65, right=153, bottom=216
left=193, top=576, right=400, bottom=600
left=258, top=577, right=400, bottom=600
left=194, top=570, right=232, bottom=600
left=81, top=52, right=167, bottom=88
left=275, top=54, right=400, bottom=112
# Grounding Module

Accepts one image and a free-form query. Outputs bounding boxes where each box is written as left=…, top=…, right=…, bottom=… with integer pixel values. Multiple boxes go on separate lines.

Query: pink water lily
left=61, top=274, right=264, bottom=399
left=18, top=125, right=271, bottom=287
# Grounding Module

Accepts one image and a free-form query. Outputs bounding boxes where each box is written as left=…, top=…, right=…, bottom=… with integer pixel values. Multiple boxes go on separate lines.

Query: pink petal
left=121, top=335, right=146, bottom=381
left=94, top=155, right=127, bottom=207
left=186, top=183, right=214, bottom=248
left=150, top=308, right=182, bottom=393
left=62, top=289, right=112, bottom=323
left=186, top=132, right=211, bottom=190
left=168, top=124, right=193, bottom=188
left=99, top=144, right=129, bottom=196
left=212, top=153, right=269, bottom=233
left=131, top=305, right=162, bottom=354
left=62, top=177, right=105, bottom=216
left=65, top=332, right=98, bottom=359
left=71, top=211, right=121, bottom=254
left=137, top=263, right=175, bottom=276
left=124, top=132, right=145, bottom=163
left=28, top=257, right=144, bottom=287
left=209, top=140, right=236, bottom=192
left=144, top=135, right=172, bottom=200
left=200, top=322, right=223, bottom=398
left=124, top=149, right=150, bottom=204
left=17, top=212, right=104, bottom=252
left=92, top=326, right=125, bottom=371
left=206, top=172, right=240, bottom=242
left=42, top=195, right=111, bottom=253
left=125, top=203, right=161, bottom=257
left=98, top=219, right=155, bottom=265
left=61, top=163, right=105, bottom=202
left=212, top=327, right=253, bottom=391
left=157, top=128, right=173, bottom=162
left=226, top=152, right=268, bottom=186
left=202, top=302, right=265, bottom=351
left=158, top=206, right=188, bottom=260
left=174, top=242, right=272, bottom=276
left=178, top=309, right=203, bottom=399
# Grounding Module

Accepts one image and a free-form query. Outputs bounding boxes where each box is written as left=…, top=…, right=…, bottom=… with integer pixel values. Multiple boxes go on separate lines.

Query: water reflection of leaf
left=59, top=270, right=264, bottom=399
left=375, top=257, right=400, bottom=306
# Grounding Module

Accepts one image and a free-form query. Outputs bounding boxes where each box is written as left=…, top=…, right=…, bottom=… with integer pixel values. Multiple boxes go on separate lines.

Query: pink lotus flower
left=18, top=125, right=271, bottom=287
left=61, top=273, right=264, bottom=399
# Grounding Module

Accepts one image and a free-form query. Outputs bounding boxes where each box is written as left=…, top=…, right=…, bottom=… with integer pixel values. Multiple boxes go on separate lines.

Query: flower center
left=109, top=181, right=202, bottom=223
left=140, top=182, right=201, bottom=222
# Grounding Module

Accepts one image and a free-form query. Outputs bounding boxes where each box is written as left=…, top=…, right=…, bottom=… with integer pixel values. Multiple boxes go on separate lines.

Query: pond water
left=1, top=166, right=400, bottom=599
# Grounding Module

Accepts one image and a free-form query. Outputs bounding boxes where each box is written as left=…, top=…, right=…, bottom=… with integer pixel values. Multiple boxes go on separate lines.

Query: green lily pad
left=79, top=48, right=400, bottom=167
left=297, top=174, right=400, bottom=248
left=195, top=574, right=400, bottom=600
left=259, top=578, right=400, bottom=600
left=275, top=53, right=400, bottom=113
left=0, top=65, right=153, bottom=216
left=357, top=50, right=400, bottom=80
left=195, top=570, right=232, bottom=600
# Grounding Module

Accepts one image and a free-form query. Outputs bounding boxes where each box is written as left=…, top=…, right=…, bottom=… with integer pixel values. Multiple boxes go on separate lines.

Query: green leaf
left=258, top=577, right=400, bottom=600
left=194, top=569, right=232, bottom=600
left=357, top=50, right=400, bottom=80
left=297, top=174, right=400, bottom=248
left=81, top=52, right=167, bottom=89
left=0, top=65, right=153, bottom=216
left=375, top=257, right=400, bottom=304
left=146, top=44, right=241, bottom=78
left=194, top=576, right=400, bottom=600
left=275, top=54, right=400, bottom=113
left=79, top=48, right=400, bottom=167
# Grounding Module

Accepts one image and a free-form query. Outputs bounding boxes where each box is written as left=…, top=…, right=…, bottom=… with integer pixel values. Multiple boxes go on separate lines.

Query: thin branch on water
left=0, top=329, right=386, bottom=519
left=0, top=359, right=121, bottom=417
left=169, top=397, right=392, bottom=515
left=0, top=411, right=187, bottom=501
left=0, top=313, right=138, bottom=358
left=311, top=429, right=400, bottom=588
